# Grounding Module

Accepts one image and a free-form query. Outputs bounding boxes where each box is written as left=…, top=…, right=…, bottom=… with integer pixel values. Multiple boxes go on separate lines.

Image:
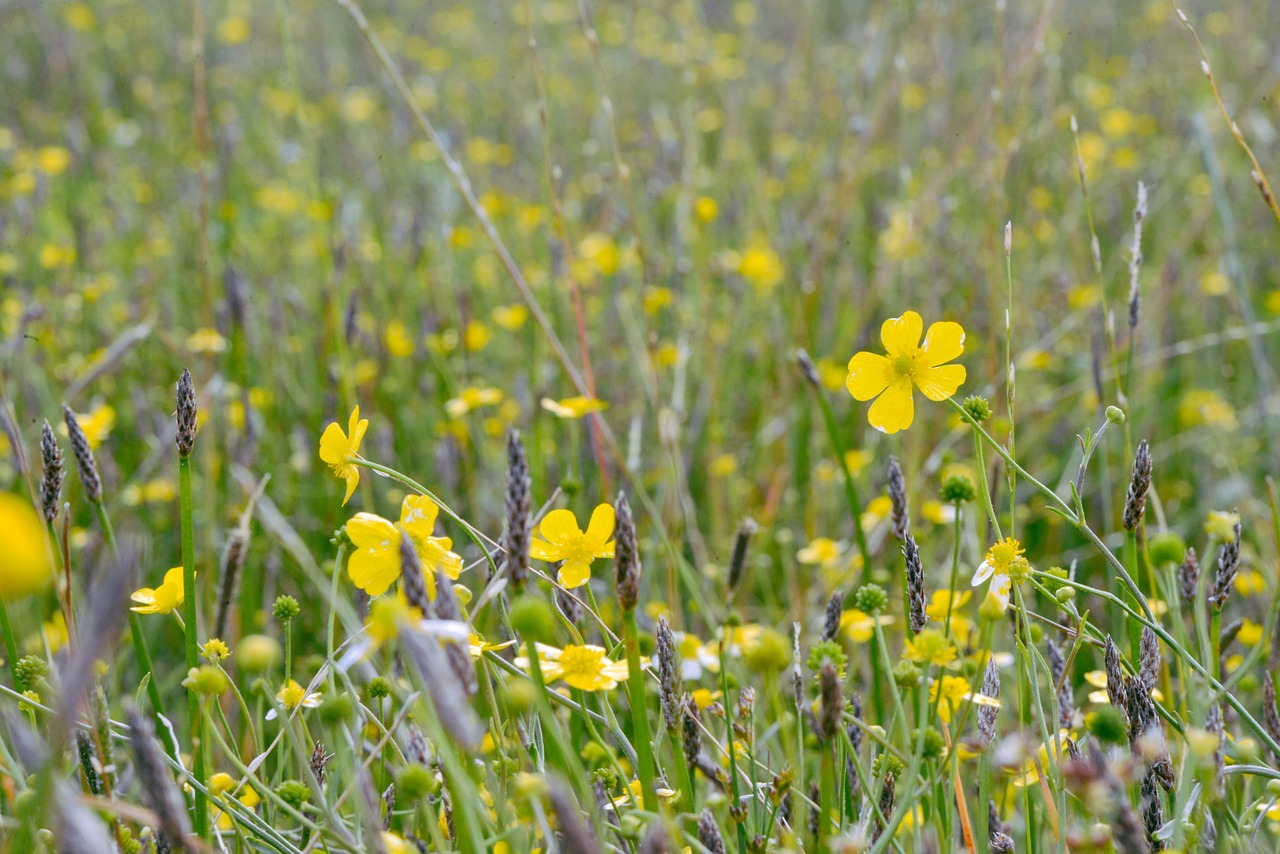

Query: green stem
left=179, top=457, right=209, bottom=840
left=623, top=609, right=659, bottom=814
left=0, top=603, right=19, bottom=687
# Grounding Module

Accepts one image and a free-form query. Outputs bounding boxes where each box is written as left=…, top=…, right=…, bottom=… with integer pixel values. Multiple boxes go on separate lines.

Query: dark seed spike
left=1209, top=519, right=1241, bottom=608
left=1138, top=626, right=1161, bottom=692
left=887, top=456, right=909, bottom=540
left=821, top=590, right=843, bottom=643
left=62, top=404, right=102, bottom=503
left=977, top=656, right=1001, bottom=745
left=175, top=369, right=197, bottom=458
left=726, top=518, right=757, bottom=593
left=1178, top=548, right=1199, bottom=604
left=127, top=707, right=192, bottom=851
left=1122, top=440, right=1152, bottom=532
left=614, top=491, right=641, bottom=612
left=903, top=533, right=926, bottom=633
left=656, top=616, right=684, bottom=732
left=501, top=429, right=531, bottom=590
left=39, top=419, right=64, bottom=524
left=697, top=808, right=727, bottom=854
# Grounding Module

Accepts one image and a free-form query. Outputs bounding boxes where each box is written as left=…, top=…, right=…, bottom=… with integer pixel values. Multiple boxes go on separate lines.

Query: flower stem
left=179, top=456, right=209, bottom=840
left=806, top=384, right=873, bottom=581
left=623, top=609, right=659, bottom=814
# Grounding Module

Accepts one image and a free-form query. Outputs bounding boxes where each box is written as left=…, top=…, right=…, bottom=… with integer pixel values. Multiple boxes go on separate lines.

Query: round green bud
left=1028, top=623, right=1043, bottom=644
left=451, top=584, right=472, bottom=607
left=319, top=692, right=355, bottom=725
left=396, top=764, right=436, bottom=801
left=272, top=595, right=301, bottom=622
left=853, top=584, right=889, bottom=616
left=501, top=678, right=537, bottom=716
left=1086, top=706, right=1128, bottom=744
left=743, top=629, right=792, bottom=674
left=940, top=475, right=976, bottom=504
left=508, top=596, right=556, bottom=644
left=1147, top=532, right=1187, bottom=567
left=238, top=634, right=282, bottom=673
left=561, top=477, right=582, bottom=497
left=921, top=727, right=945, bottom=761
left=1267, top=779, right=1280, bottom=797
left=182, top=665, right=229, bottom=696
left=1055, top=587, right=1076, bottom=604
left=808, top=640, right=847, bottom=674
left=367, top=677, right=392, bottom=699
left=893, top=660, right=921, bottom=688
left=1105, top=405, right=1126, bottom=424
left=963, top=395, right=993, bottom=423
left=275, top=780, right=311, bottom=809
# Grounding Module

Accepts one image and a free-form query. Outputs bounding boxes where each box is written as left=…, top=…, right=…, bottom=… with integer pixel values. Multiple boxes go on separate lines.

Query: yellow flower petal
left=400, top=494, right=441, bottom=537
left=342, top=470, right=360, bottom=505
left=318, top=422, right=349, bottom=466
left=559, top=561, right=592, bottom=589
left=921, top=321, right=965, bottom=367
left=346, top=513, right=397, bottom=549
left=348, top=545, right=401, bottom=596
left=538, top=509, right=581, bottom=547
left=914, top=363, right=967, bottom=401
left=867, top=377, right=914, bottom=434
left=880, top=311, right=923, bottom=357
left=845, top=351, right=893, bottom=401
left=584, top=503, right=616, bottom=549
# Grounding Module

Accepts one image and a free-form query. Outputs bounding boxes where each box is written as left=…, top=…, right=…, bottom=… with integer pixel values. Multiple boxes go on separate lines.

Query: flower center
left=892, top=353, right=918, bottom=378
left=560, top=534, right=596, bottom=566
left=558, top=646, right=604, bottom=678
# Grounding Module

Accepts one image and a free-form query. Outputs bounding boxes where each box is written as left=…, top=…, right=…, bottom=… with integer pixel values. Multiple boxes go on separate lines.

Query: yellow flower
left=201, top=638, right=232, bottom=662
left=840, top=609, right=894, bottom=642
left=444, top=387, right=503, bottom=419
left=491, top=304, right=528, bottom=330
left=186, top=328, right=228, bottom=354
left=130, top=567, right=188, bottom=615
left=533, top=644, right=631, bottom=691
left=468, top=632, right=517, bottom=659
left=738, top=243, right=784, bottom=291
left=276, top=679, right=322, bottom=711
left=796, top=537, right=843, bottom=567
left=319, top=406, right=369, bottom=505
left=541, top=396, right=608, bottom=419
left=364, top=593, right=422, bottom=648
left=384, top=319, right=415, bottom=357
left=381, top=833, right=417, bottom=854
left=529, top=504, right=615, bottom=588
left=902, top=629, right=957, bottom=668
left=0, top=494, right=54, bottom=601
left=846, top=311, right=967, bottom=434
left=346, top=495, right=463, bottom=597
left=1205, top=510, right=1241, bottom=541
left=971, top=537, right=1028, bottom=612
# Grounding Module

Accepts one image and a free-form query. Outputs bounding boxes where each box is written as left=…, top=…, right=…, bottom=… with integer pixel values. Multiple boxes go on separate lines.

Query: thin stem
left=179, top=457, right=209, bottom=840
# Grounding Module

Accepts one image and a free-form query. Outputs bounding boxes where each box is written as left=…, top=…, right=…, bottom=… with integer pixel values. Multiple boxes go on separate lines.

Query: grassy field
left=3, top=0, right=1280, bottom=850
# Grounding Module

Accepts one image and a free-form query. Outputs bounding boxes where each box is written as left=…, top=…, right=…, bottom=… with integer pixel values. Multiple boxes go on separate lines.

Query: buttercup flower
left=275, top=679, right=323, bottom=711
left=131, top=567, right=188, bottom=615
left=346, top=495, right=463, bottom=597
left=541, top=396, right=608, bottom=419
left=529, top=504, right=615, bottom=588
left=971, top=537, right=1030, bottom=612
left=840, top=609, right=894, bottom=642
left=0, top=494, right=54, bottom=601
left=902, top=628, right=958, bottom=667
left=319, top=406, right=369, bottom=505
left=931, top=674, right=1000, bottom=723
left=523, top=644, right=632, bottom=691
left=846, top=311, right=967, bottom=434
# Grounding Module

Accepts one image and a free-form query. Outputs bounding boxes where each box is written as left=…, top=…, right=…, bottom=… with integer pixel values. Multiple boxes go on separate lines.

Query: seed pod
left=971, top=658, right=1000, bottom=746
left=548, top=781, right=603, bottom=854
left=726, top=518, right=757, bottom=593
left=818, top=660, right=842, bottom=743
left=1104, top=636, right=1127, bottom=717
left=656, top=616, right=684, bottom=732
left=1046, top=639, right=1074, bottom=729
left=682, top=697, right=702, bottom=771
left=1264, top=673, right=1280, bottom=761
left=903, top=534, right=926, bottom=634
left=39, top=420, right=64, bottom=524
left=821, top=590, right=843, bottom=643
left=501, top=430, right=531, bottom=590
left=1178, top=548, right=1199, bottom=603
left=63, top=404, right=102, bottom=503
left=1141, top=770, right=1164, bottom=852
left=697, top=809, right=727, bottom=854
left=614, top=492, right=641, bottom=612
left=1122, top=440, right=1152, bottom=532
left=311, top=742, right=334, bottom=785
left=796, top=348, right=822, bottom=387
left=398, top=527, right=430, bottom=615
left=887, top=457, right=909, bottom=540
left=1138, top=627, right=1160, bottom=692
left=1209, top=520, right=1241, bottom=608
left=127, top=707, right=192, bottom=852
left=75, top=728, right=102, bottom=796
left=175, top=369, right=197, bottom=458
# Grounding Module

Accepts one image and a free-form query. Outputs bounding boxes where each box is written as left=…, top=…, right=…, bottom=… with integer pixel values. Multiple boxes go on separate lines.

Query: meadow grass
left=2, top=0, right=1280, bottom=851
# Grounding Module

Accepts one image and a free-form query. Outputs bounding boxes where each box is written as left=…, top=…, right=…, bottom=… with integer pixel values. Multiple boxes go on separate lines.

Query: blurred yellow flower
left=318, top=406, right=369, bottom=505
left=187, top=328, right=228, bottom=354
left=365, top=593, right=422, bottom=648
left=694, top=196, right=718, bottom=223
left=36, top=146, right=71, bottom=176
left=130, top=567, right=187, bottom=615
left=347, top=495, right=463, bottom=597
left=840, top=610, right=894, bottom=642
left=492, top=304, right=528, bottom=330
left=797, top=537, right=843, bottom=567
left=524, top=643, right=631, bottom=691
left=464, top=320, right=491, bottom=351
left=738, top=243, right=783, bottom=291
left=62, top=404, right=114, bottom=450
left=276, top=679, right=322, bottom=711
left=1179, top=390, right=1237, bottom=430
left=216, top=15, right=251, bottom=45
left=846, top=311, right=967, bottom=434
left=384, top=320, right=415, bottom=357
left=529, top=505, right=615, bottom=588
left=0, top=494, right=53, bottom=601
left=1205, top=510, right=1241, bottom=541
left=903, top=629, right=957, bottom=667
left=578, top=233, right=620, bottom=277
left=878, top=210, right=922, bottom=261
left=541, top=396, right=608, bottom=419
left=445, top=387, right=502, bottom=419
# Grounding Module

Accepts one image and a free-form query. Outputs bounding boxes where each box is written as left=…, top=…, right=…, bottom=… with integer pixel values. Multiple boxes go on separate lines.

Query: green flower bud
left=1086, top=706, right=1128, bottom=744
left=940, top=475, right=976, bottom=504
left=395, top=764, right=436, bottom=801
left=367, top=677, right=392, bottom=699
left=963, top=396, right=992, bottom=423
left=182, top=665, right=229, bottom=696
left=1147, top=532, right=1187, bottom=567
left=275, top=780, right=311, bottom=809
left=509, top=595, right=556, bottom=644
left=1105, top=405, right=1126, bottom=425
left=238, top=634, right=282, bottom=673
left=272, top=595, right=301, bottom=622
left=853, top=584, right=888, bottom=616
